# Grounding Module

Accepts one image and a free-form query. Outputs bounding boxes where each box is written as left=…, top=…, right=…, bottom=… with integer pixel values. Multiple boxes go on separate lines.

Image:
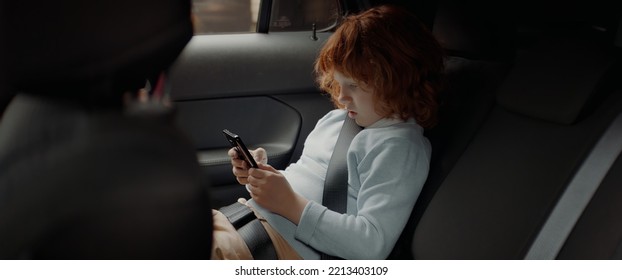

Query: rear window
left=191, top=0, right=340, bottom=34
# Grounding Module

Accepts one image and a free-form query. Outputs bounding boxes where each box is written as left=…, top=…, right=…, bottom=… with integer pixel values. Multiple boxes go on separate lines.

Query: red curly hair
left=315, top=5, right=444, bottom=128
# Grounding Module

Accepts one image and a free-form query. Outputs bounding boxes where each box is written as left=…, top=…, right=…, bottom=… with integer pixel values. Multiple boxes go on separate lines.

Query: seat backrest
left=0, top=0, right=212, bottom=259
left=0, top=95, right=214, bottom=259
left=550, top=18, right=622, bottom=260
left=412, top=13, right=622, bottom=259
left=388, top=0, right=515, bottom=259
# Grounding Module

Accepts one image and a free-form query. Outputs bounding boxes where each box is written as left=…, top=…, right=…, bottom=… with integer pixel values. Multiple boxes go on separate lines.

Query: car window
left=269, top=0, right=340, bottom=32
left=191, top=0, right=339, bottom=34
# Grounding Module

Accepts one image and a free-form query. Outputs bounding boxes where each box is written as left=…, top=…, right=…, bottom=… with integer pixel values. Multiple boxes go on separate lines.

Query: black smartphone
left=222, top=129, right=259, bottom=168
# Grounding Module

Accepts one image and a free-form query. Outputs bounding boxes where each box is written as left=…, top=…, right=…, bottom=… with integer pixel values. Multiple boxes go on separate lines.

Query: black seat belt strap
left=525, top=113, right=622, bottom=259
left=219, top=202, right=277, bottom=259
left=219, top=202, right=257, bottom=229
left=321, top=115, right=362, bottom=259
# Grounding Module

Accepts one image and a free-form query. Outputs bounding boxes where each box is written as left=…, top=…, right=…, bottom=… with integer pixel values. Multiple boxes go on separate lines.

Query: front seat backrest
left=0, top=0, right=212, bottom=259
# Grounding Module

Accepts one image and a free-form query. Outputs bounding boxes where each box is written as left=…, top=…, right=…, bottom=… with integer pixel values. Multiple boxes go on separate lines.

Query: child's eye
left=348, top=84, right=358, bottom=89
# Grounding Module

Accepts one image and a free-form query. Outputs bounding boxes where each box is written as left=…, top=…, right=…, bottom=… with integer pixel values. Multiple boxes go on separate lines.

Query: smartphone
left=222, top=129, right=259, bottom=168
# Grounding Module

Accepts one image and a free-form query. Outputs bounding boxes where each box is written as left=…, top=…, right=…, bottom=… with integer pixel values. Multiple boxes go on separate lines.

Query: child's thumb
left=252, top=147, right=268, bottom=164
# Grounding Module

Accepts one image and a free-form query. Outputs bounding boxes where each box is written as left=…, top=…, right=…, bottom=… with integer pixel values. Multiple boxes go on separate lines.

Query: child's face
left=333, top=71, right=383, bottom=127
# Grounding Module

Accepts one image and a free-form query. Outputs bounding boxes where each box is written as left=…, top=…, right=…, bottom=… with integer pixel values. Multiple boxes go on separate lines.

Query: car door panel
left=171, top=32, right=331, bottom=99
left=170, top=31, right=334, bottom=207
left=175, top=96, right=301, bottom=184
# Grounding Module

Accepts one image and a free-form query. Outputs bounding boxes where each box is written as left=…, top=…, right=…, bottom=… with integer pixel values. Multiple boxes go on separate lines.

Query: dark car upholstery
left=0, top=0, right=212, bottom=259
left=0, top=95, right=213, bottom=259
left=389, top=0, right=515, bottom=259
left=412, top=1, right=622, bottom=259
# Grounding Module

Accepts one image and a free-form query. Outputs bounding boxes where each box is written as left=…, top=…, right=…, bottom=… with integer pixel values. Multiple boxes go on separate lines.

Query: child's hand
left=229, top=147, right=267, bottom=185
left=247, top=163, right=308, bottom=225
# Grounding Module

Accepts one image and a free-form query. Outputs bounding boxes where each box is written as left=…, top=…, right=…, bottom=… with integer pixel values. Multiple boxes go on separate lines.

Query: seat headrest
left=432, top=0, right=515, bottom=61
left=5, top=0, right=193, bottom=101
left=497, top=29, right=616, bottom=125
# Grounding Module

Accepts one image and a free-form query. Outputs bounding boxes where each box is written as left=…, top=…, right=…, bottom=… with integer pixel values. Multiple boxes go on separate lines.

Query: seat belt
left=321, top=115, right=362, bottom=259
left=219, top=202, right=278, bottom=259
left=525, top=112, right=622, bottom=259
left=323, top=116, right=362, bottom=213
left=218, top=114, right=361, bottom=260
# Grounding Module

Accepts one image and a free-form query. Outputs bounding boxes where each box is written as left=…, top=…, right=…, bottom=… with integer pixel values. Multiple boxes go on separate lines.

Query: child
left=221, top=4, right=444, bottom=260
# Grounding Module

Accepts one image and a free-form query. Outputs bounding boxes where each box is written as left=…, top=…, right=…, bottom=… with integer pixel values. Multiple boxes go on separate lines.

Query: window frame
left=256, top=0, right=273, bottom=33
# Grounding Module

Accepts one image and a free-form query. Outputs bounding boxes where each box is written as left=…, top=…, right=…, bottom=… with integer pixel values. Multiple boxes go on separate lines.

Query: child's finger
left=228, top=147, right=239, bottom=158
left=252, top=148, right=268, bottom=164
left=257, top=162, right=278, bottom=173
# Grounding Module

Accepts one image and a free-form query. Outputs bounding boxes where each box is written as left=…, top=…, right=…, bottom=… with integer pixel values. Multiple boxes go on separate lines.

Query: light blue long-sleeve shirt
left=248, top=109, right=431, bottom=259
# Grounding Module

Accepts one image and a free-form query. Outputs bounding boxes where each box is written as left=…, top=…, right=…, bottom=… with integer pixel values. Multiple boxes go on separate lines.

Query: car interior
left=170, top=0, right=622, bottom=259
left=1, top=0, right=621, bottom=260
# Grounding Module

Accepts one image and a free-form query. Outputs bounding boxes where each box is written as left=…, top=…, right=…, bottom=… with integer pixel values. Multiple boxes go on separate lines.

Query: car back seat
left=389, top=0, right=515, bottom=259
left=412, top=15, right=622, bottom=259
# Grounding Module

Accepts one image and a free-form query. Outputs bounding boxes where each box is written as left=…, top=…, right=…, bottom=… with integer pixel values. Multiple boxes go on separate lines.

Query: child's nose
left=337, top=88, right=351, bottom=105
